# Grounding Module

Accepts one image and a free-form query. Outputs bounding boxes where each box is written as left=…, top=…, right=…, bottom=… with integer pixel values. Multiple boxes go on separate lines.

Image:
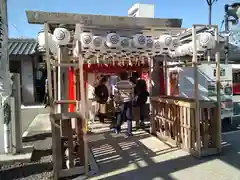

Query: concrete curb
left=0, top=145, right=34, bottom=165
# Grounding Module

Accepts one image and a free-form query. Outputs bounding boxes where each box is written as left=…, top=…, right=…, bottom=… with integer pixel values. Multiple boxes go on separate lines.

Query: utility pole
left=206, top=0, right=217, bottom=63
left=0, top=0, right=10, bottom=92
left=224, top=4, right=229, bottom=64
left=0, top=0, right=12, bottom=154
left=206, top=0, right=217, bottom=25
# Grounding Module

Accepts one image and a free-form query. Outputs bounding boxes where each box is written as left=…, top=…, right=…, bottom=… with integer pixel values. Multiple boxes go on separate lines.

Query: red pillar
left=68, top=68, right=75, bottom=112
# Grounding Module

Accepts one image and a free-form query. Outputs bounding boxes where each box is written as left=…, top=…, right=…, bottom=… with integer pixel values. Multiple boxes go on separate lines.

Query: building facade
left=9, top=38, right=44, bottom=105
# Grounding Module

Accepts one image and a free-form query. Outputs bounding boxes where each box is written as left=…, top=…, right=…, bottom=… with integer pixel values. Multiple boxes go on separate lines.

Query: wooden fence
left=150, top=96, right=221, bottom=157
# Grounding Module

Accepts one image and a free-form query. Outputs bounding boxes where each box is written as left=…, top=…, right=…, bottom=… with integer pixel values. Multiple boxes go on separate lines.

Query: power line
left=9, top=22, right=24, bottom=38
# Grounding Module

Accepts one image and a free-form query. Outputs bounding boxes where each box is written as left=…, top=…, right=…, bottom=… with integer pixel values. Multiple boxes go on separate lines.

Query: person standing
left=114, top=71, right=134, bottom=136
left=94, top=76, right=109, bottom=123
left=133, top=72, right=149, bottom=128
left=44, top=78, right=49, bottom=108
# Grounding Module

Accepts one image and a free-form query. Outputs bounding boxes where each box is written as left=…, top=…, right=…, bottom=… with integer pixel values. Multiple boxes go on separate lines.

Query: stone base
left=0, top=145, right=34, bottom=164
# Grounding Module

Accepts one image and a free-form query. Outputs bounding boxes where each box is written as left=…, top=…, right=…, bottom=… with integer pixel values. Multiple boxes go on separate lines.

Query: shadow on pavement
left=87, top=125, right=240, bottom=180
left=23, top=132, right=52, bottom=143
left=0, top=162, right=53, bottom=180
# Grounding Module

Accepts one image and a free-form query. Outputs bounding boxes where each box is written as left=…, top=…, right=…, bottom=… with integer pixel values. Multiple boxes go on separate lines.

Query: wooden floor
left=86, top=121, right=240, bottom=180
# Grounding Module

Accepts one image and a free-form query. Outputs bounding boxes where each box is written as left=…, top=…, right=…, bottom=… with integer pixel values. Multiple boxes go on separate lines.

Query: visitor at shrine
left=94, top=76, right=109, bottom=123
left=132, top=72, right=149, bottom=128
left=44, top=78, right=49, bottom=108
left=114, top=71, right=135, bottom=136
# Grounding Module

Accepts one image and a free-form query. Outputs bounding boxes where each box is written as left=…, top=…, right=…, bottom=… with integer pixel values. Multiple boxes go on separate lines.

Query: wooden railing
left=50, top=111, right=85, bottom=179
left=150, top=96, right=221, bottom=157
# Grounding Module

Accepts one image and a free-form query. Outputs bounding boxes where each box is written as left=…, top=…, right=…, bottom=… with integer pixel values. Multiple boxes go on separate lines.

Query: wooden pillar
left=61, top=47, right=71, bottom=137
left=78, top=54, right=89, bottom=175
left=214, top=26, right=221, bottom=153
left=44, top=23, right=62, bottom=180
left=192, top=26, right=201, bottom=157
left=151, top=56, right=161, bottom=96
left=149, top=56, right=155, bottom=134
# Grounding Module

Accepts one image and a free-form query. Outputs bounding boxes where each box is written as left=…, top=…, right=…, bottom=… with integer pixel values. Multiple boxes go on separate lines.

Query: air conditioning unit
left=53, top=28, right=71, bottom=46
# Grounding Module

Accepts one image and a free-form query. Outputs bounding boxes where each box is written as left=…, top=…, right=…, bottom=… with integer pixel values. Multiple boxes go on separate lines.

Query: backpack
left=94, top=84, right=109, bottom=104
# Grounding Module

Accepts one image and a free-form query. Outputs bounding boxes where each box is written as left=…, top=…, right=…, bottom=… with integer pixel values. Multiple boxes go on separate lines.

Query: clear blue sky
left=7, top=0, right=238, bottom=38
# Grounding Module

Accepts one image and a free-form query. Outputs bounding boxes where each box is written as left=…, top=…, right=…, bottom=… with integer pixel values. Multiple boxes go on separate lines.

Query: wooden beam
left=25, top=10, right=182, bottom=28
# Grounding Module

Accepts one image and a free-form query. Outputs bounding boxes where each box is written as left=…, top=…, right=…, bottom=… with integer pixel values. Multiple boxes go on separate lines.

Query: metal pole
left=208, top=2, right=212, bottom=25
left=224, top=4, right=229, bottom=64
left=207, top=1, right=212, bottom=64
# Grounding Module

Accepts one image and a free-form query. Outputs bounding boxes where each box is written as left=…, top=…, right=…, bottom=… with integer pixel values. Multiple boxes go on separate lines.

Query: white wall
left=128, top=4, right=154, bottom=18
left=0, top=106, right=4, bottom=153
left=139, top=4, right=154, bottom=18
left=21, top=58, right=35, bottom=105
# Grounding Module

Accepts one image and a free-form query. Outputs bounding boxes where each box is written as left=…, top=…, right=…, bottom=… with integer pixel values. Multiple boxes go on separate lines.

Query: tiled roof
left=8, top=38, right=37, bottom=55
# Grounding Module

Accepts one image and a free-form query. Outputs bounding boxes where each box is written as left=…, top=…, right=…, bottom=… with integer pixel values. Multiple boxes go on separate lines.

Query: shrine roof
left=8, top=38, right=38, bottom=55
left=25, top=10, right=182, bottom=33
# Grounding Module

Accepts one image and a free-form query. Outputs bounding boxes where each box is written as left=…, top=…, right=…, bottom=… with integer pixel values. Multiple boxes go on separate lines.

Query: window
left=233, top=72, right=240, bottom=83
left=213, top=69, right=226, bottom=77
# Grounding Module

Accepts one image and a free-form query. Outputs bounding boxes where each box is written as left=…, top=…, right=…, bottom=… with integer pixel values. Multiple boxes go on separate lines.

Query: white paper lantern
left=80, top=32, right=93, bottom=49
left=170, top=37, right=179, bottom=51
left=146, top=36, right=154, bottom=49
left=181, top=43, right=192, bottom=56
left=53, top=28, right=71, bottom=46
left=120, top=37, right=131, bottom=51
left=132, top=34, right=147, bottom=49
left=37, top=30, right=53, bottom=48
left=91, top=35, right=104, bottom=51
left=106, top=33, right=121, bottom=48
left=175, top=46, right=185, bottom=56
left=197, top=32, right=215, bottom=49
left=37, top=30, right=58, bottom=55
left=152, top=39, right=162, bottom=55
left=159, top=35, right=173, bottom=49
left=168, top=50, right=176, bottom=58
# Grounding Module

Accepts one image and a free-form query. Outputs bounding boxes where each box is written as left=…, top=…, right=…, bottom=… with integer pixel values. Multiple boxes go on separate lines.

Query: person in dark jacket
left=94, top=76, right=109, bottom=123
left=132, top=72, right=149, bottom=127
left=43, top=78, right=49, bottom=108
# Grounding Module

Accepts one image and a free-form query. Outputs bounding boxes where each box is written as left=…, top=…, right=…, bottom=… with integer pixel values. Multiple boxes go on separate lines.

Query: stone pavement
left=11, top=111, right=240, bottom=180
left=87, top=122, right=240, bottom=180
left=21, top=107, right=50, bottom=136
